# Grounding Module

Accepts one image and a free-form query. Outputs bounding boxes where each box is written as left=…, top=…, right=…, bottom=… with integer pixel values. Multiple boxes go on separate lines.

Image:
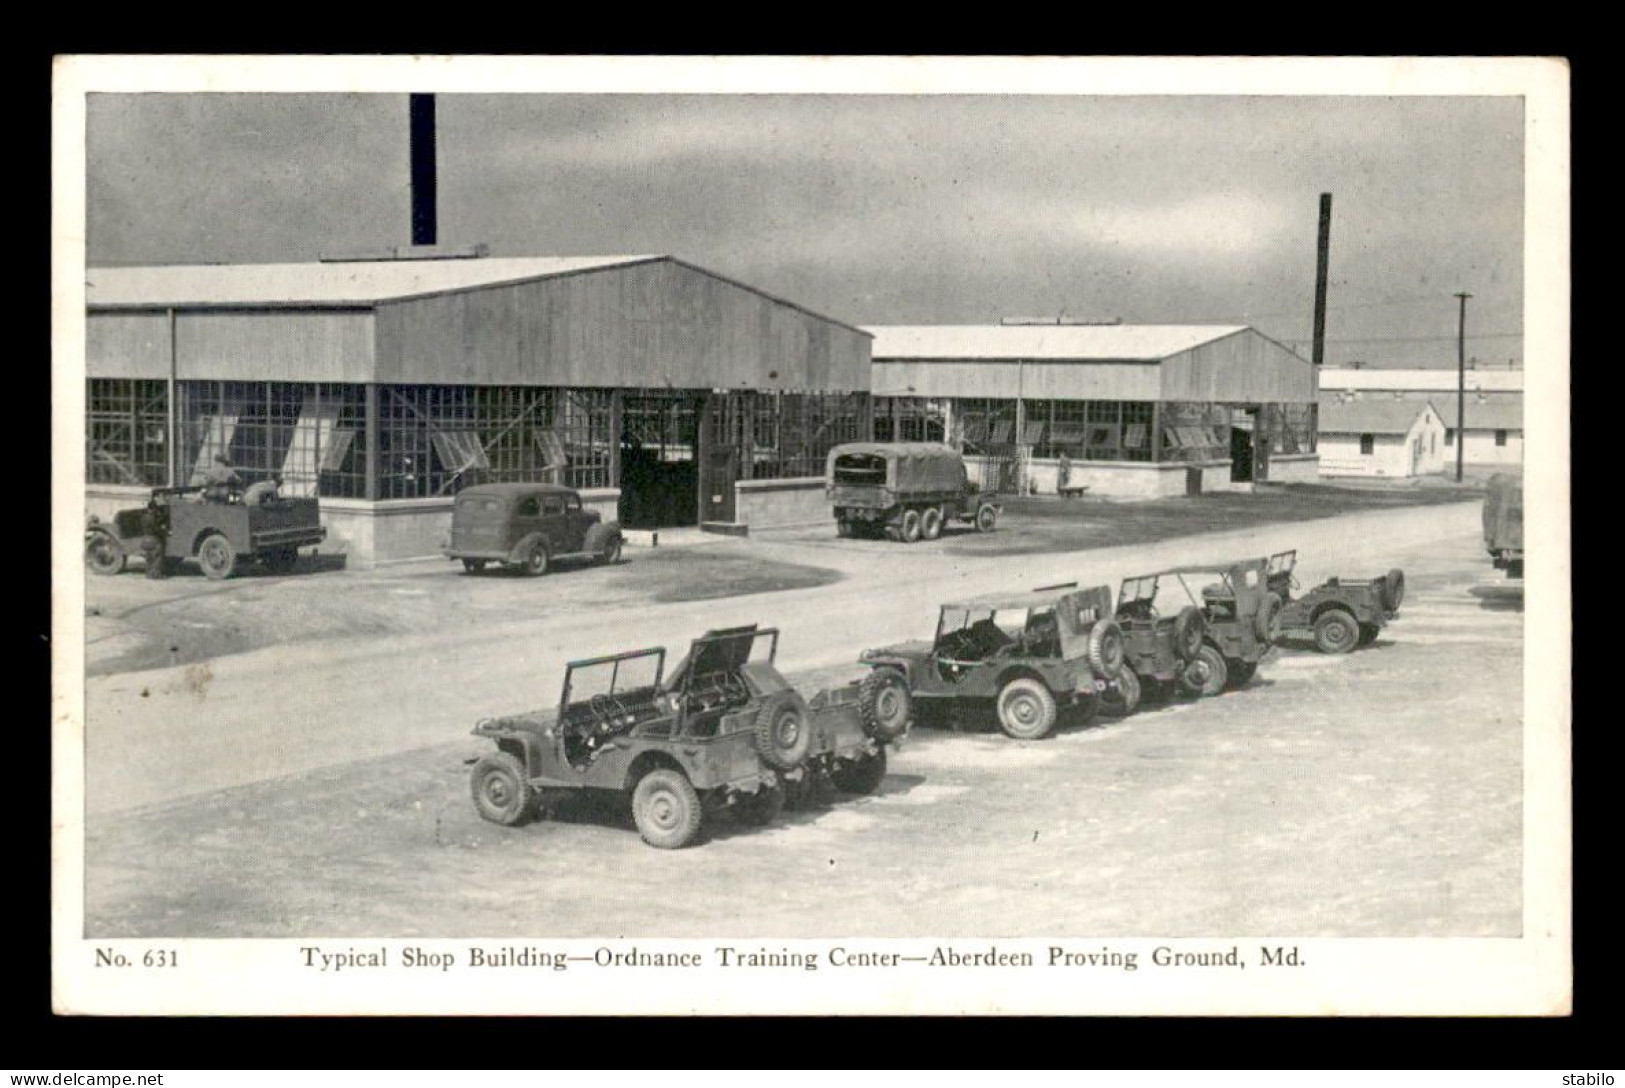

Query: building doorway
left=1229, top=412, right=1255, bottom=483
left=619, top=392, right=701, bottom=529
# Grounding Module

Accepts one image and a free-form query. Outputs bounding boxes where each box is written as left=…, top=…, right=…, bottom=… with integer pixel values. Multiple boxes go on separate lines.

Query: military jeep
left=468, top=625, right=898, bottom=849
left=1125, top=559, right=1281, bottom=697
left=85, top=485, right=326, bottom=580
left=856, top=583, right=1126, bottom=740
left=1112, top=575, right=1210, bottom=710
left=1266, top=550, right=1406, bottom=653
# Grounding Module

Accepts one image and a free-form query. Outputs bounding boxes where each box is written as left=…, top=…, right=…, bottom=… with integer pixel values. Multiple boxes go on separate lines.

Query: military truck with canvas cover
left=1265, top=550, right=1406, bottom=653
left=1482, top=473, right=1524, bottom=579
left=1118, top=559, right=1281, bottom=697
left=826, top=442, right=1000, bottom=542
left=468, top=625, right=899, bottom=849
left=855, top=583, right=1126, bottom=740
left=84, top=485, right=326, bottom=580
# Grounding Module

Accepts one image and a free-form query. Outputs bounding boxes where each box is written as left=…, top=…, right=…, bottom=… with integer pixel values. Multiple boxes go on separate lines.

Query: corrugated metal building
left=867, top=324, right=1320, bottom=498
left=1317, top=397, right=1448, bottom=478
left=85, top=255, right=873, bottom=564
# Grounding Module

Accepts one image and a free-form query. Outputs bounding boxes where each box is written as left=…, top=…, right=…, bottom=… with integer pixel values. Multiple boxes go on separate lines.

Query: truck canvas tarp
left=1483, top=473, right=1523, bottom=555
left=827, top=442, right=969, bottom=495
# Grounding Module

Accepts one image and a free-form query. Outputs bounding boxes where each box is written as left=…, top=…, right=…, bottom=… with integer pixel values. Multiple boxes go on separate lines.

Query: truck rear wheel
left=471, top=752, right=534, bottom=827
left=899, top=508, right=923, bottom=543
left=197, top=533, right=237, bottom=581
left=85, top=530, right=126, bottom=576
left=975, top=504, right=998, bottom=533
left=754, top=693, right=812, bottom=770
left=831, top=748, right=888, bottom=795
left=858, top=669, right=913, bottom=741
left=920, top=506, right=944, bottom=541
left=1313, top=609, right=1359, bottom=654
left=996, top=677, right=1058, bottom=740
left=632, top=768, right=703, bottom=849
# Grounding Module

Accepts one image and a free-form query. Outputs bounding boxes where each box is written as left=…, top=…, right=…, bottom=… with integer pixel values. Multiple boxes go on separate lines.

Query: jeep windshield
left=934, top=605, right=1043, bottom=661
left=563, top=648, right=664, bottom=708
left=660, top=626, right=778, bottom=693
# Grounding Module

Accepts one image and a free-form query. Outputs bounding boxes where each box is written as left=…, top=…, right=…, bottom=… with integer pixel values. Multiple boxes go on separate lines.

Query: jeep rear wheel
left=1313, top=609, right=1359, bottom=654
left=521, top=540, right=550, bottom=577
left=632, top=768, right=703, bottom=849
left=753, top=693, right=812, bottom=770
left=197, top=533, right=237, bottom=581
left=85, top=530, right=126, bottom=576
left=899, top=508, right=923, bottom=543
left=471, top=752, right=533, bottom=827
left=733, top=783, right=785, bottom=827
left=858, top=669, right=912, bottom=741
left=831, top=748, right=888, bottom=795
left=996, top=677, right=1058, bottom=740
left=1179, top=645, right=1228, bottom=697
left=975, top=504, right=998, bottom=533
left=1100, top=668, right=1142, bottom=717
left=920, top=506, right=944, bottom=541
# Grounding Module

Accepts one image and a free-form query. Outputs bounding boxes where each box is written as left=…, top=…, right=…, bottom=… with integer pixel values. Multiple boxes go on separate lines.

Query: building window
left=1495, top=429, right=1508, bottom=447
left=178, top=381, right=368, bottom=498
left=371, top=384, right=562, bottom=498
left=708, top=390, right=868, bottom=481
left=872, top=396, right=946, bottom=443
left=954, top=398, right=1018, bottom=451
left=87, top=378, right=169, bottom=486
left=1445, top=428, right=1455, bottom=446
left=1359, top=434, right=1375, bottom=455
left=1161, top=402, right=1230, bottom=463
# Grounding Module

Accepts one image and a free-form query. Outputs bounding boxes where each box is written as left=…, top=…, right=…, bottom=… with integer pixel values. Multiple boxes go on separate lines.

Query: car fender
left=583, top=520, right=621, bottom=552
left=862, top=654, right=921, bottom=687
left=506, top=530, right=552, bottom=565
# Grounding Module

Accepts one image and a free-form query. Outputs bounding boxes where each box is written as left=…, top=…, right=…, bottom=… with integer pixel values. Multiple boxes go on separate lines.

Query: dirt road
left=83, top=513, right=1523, bottom=938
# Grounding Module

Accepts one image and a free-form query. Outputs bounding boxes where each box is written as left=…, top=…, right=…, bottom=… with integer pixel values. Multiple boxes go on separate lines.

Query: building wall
left=1159, top=329, right=1316, bottom=404
left=1265, top=453, right=1322, bottom=484
left=996, top=457, right=1234, bottom=499
left=872, top=358, right=1161, bottom=400
left=1319, top=368, right=1523, bottom=394
left=1452, top=429, right=1524, bottom=465
left=88, top=310, right=377, bottom=383
left=374, top=259, right=871, bottom=392
left=731, top=477, right=829, bottom=531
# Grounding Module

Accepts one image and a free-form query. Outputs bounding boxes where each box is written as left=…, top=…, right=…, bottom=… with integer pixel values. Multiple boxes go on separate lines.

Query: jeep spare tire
left=1255, top=591, right=1284, bottom=643
left=857, top=669, right=912, bottom=741
left=1172, top=606, right=1206, bottom=662
left=1086, top=619, right=1126, bottom=678
left=753, top=693, right=812, bottom=770
left=1381, top=568, right=1406, bottom=611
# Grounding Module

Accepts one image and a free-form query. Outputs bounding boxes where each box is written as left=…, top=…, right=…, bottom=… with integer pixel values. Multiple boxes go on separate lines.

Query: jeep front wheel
left=831, top=748, right=888, bottom=795
left=197, top=533, right=237, bottom=581
left=632, top=768, right=703, bottom=849
left=470, top=752, right=534, bottom=827
left=858, top=669, right=912, bottom=741
left=1313, top=609, right=1359, bottom=654
left=1179, top=645, right=1228, bottom=697
left=85, top=530, right=126, bottom=576
left=996, top=677, right=1058, bottom=740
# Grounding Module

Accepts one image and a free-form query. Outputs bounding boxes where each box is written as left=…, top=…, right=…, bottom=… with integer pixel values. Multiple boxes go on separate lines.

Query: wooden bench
left=1057, top=484, right=1090, bottom=499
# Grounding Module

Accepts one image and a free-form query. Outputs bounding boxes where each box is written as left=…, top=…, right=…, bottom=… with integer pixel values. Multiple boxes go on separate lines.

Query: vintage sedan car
left=444, top=482, right=622, bottom=576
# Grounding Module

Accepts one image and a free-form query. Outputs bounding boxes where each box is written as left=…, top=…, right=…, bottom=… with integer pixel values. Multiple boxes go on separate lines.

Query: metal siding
left=872, top=359, right=1159, bottom=399
left=1159, top=330, right=1314, bottom=403
left=174, top=310, right=375, bottom=382
left=87, top=312, right=171, bottom=378
left=374, top=259, right=869, bottom=391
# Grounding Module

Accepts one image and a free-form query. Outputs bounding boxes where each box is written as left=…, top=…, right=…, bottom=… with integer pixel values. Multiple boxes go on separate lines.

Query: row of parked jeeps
left=468, top=548, right=1407, bottom=849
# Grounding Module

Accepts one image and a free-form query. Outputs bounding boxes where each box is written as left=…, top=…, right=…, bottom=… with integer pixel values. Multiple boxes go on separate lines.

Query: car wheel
left=632, top=768, right=703, bottom=849
left=1100, top=668, right=1142, bottom=717
left=975, top=504, right=998, bottom=533
left=920, top=506, right=943, bottom=541
left=600, top=535, right=623, bottom=565
left=1179, top=644, right=1228, bottom=697
left=1313, top=609, right=1359, bottom=654
left=857, top=669, right=913, bottom=741
left=85, top=530, right=126, bottom=576
left=753, top=693, right=812, bottom=770
left=996, top=677, right=1058, bottom=740
left=733, top=783, right=786, bottom=827
left=831, top=748, right=888, bottom=795
left=1172, top=606, right=1206, bottom=662
left=197, top=533, right=237, bottom=581
left=899, top=508, right=923, bottom=543
left=470, top=752, right=533, bottom=827
left=1357, top=623, right=1381, bottom=647
left=462, top=559, right=488, bottom=574
left=522, top=540, right=550, bottom=577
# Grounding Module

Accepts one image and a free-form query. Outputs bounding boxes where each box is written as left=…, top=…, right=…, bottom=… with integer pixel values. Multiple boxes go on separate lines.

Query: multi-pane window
left=87, top=379, right=169, bottom=486
left=872, top=397, right=946, bottom=443
left=714, top=391, right=868, bottom=480
left=374, top=385, right=560, bottom=498
left=178, top=381, right=367, bottom=498
left=558, top=389, right=614, bottom=490
left=1262, top=403, right=1316, bottom=455
left=954, top=398, right=1017, bottom=450
left=1160, top=402, right=1231, bottom=462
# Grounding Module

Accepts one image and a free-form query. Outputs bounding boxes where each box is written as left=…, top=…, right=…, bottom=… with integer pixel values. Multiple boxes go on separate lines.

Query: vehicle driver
left=203, top=454, right=243, bottom=503
left=139, top=497, right=168, bottom=580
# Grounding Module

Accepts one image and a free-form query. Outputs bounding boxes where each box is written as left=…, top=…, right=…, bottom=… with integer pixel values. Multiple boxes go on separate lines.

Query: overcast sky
left=86, top=93, right=1524, bottom=367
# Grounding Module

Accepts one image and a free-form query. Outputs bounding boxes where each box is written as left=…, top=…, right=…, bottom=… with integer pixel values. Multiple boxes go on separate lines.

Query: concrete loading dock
left=868, top=323, right=1321, bottom=499
left=84, top=255, right=874, bottom=566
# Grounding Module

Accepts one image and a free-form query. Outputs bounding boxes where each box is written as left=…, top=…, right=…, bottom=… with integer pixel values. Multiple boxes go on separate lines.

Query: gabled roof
left=1436, top=395, right=1524, bottom=431
left=1318, top=397, right=1437, bottom=435
left=85, top=256, right=664, bottom=308
left=865, top=324, right=1250, bottom=362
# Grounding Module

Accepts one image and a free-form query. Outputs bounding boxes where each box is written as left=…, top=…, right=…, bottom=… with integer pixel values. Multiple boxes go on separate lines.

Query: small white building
left=1437, top=395, right=1524, bottom=466
left=1317, top=397, right=1448, bottom=478
left=1318, top=367, right=1523, bottom=468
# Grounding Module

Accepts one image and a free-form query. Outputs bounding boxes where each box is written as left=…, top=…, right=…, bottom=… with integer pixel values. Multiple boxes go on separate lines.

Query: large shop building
left=868, top=324, right=1321, bottom=498
left=85, top=255, right=873, bottom=565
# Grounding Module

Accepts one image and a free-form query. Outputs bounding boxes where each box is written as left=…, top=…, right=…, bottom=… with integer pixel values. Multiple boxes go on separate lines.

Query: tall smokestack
left=410, top=94, right=438, bottom=246
left=1312, top=192, right=1332, bottom=367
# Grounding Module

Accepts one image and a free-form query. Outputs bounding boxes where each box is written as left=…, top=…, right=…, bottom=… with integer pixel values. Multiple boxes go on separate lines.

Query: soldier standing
left=140, top=497, right=168, bottom=580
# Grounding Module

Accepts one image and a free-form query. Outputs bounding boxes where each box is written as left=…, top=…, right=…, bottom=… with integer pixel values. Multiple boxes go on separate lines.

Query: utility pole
left=410, top=93, right=438, bottom=246
left=1455, top=291, right=1472, bottom=483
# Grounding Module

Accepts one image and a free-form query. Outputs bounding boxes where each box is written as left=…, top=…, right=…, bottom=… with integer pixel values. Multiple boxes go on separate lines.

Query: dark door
left=1229, top=426, right=1254, bottom=482
left=702, top=444, right=738, bottom=523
